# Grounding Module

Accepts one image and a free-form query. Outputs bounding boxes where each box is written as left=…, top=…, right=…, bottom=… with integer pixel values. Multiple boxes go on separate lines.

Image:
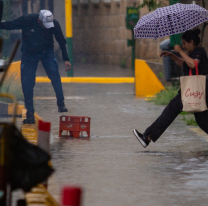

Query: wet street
left=31, top=64, right=208, bottom=206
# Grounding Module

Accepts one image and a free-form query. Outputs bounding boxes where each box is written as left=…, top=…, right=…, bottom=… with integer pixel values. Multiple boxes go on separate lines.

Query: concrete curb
left=36, top=77, right=135, bottom=83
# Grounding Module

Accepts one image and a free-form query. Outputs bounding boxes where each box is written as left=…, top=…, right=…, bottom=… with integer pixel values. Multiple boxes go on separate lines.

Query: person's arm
left=160, top=51, right=184, bottom=68
left=53, top=20, right=71, bottom=71
left=174, top=45, right=199, bottom=68
left=0, top=15, right=30, bottom=30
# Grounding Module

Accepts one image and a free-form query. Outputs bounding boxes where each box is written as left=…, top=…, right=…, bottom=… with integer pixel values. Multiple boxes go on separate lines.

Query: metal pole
left=132, top=30, right=135, bottom=70
left=65, top=0, right=73, bottom=77
left=48, top=0, right=54, bottom=13
left=22, top=0, right=27, bottom=15
left=40, top=0, right=45, bottom=10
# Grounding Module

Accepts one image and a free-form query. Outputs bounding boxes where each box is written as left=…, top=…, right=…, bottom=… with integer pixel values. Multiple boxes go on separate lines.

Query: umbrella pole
left=168, top=15, right=176, bottom=45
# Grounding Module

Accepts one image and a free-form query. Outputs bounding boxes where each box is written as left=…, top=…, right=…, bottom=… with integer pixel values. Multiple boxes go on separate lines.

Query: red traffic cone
left=61, top=186, right=82, bottom=206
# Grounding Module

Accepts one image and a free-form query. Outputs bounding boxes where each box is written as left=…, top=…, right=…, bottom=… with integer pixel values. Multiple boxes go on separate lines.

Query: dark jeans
left=144, top=77, right=208, bottom=142
left=21, top=49, right=65, bottom=114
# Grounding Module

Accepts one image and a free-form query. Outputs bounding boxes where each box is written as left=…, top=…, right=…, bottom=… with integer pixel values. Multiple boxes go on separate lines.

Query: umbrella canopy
left=134, top=3, right=208, bottom=39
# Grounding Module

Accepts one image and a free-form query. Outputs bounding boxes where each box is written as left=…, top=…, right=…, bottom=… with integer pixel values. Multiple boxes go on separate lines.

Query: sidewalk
left=31, top=63, right=208, bottom=206
left=36, top=62, right=134, bottom=77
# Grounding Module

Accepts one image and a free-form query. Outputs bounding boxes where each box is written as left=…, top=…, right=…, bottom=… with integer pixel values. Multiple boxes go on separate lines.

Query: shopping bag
left=180, top=60, right=207, bottom=113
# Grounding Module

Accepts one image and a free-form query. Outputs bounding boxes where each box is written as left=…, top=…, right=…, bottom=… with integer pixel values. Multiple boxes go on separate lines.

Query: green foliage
left=0, top=73, right=24, bottom=103
left=120, top=57, right=126, bottom=68
left=147, top=86, right=179, bottom=105
left=180, top=111, right=192, bottom=115
left=181, top=114, right=198, bottom=126
left=158, top=72, right=164, bottom=78
left=2, top=56, right=9, bottom=62
left=138, top=0, right=162, bottom=11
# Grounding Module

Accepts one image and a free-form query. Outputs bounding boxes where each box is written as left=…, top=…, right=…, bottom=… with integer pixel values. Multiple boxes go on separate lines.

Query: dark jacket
left=0, top=13, right=69, bottom=61
left=183, top=47, right=208, bottom=76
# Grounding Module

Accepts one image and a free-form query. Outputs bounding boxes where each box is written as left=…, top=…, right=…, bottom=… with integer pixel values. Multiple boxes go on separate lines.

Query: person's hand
left=174, top=44, right=183, bottom=53
left=65, top=61, right=71, bottom=72
left=160, top=51, right=172, bottom=57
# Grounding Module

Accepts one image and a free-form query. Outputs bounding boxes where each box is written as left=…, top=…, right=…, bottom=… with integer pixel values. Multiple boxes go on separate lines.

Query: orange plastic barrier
left=59, top=116, right=91, bottom=138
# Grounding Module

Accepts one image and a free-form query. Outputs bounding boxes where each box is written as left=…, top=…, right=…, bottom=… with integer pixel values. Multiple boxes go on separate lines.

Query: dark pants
left=21, top=49, right=65, bottom=115
left=144, top=78, right=208, bottom=142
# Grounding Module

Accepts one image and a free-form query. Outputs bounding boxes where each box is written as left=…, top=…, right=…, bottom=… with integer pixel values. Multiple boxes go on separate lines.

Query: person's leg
left=194, top=111, right=208, bottom=134
left=41, top=49, right=67, bottom=112
left=194, top=78, right=208, bottom=134
left=21, top=53, right=39, bottom=123
left=144, top=93, right=183, bottom=142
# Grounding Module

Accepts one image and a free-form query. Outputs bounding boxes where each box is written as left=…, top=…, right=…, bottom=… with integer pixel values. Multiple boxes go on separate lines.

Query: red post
left=38, top=120, right=51, bottom=153
left=37, top=120, right=51, bottom=188
left=61, top=186, right=82, bottom=206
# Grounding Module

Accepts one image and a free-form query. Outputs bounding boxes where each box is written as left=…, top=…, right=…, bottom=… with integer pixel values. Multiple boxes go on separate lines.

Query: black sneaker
left=22, top=112, right=35, bottom=124
left=58, top=106, right=68, bottom=113
left=133, top=129, right=150, bottom=148
left=22, top=119, right=35, bottom=124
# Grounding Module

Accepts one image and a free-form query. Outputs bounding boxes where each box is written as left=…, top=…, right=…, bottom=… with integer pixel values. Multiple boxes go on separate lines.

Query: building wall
left=72, top=0, right=131, bottom=66
left=70, top=0, right=171, bottom=67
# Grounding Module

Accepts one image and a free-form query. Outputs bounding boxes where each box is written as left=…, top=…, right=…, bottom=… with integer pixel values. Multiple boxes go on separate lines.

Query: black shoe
left=22, top=119, right=35, bottom=124
left=22, top=112, right=35, bottom=124
left=133, top=129, right=150, bottom=148
left=58, top=106, right=68, bottom=113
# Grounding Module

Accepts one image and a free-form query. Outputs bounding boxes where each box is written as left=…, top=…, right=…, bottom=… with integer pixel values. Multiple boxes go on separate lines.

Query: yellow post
left=65, top=0, right=73, bottom=77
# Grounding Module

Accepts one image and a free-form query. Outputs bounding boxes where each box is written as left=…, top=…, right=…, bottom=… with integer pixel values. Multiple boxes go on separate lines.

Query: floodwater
left=29, top=81, right=208, bottom=206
